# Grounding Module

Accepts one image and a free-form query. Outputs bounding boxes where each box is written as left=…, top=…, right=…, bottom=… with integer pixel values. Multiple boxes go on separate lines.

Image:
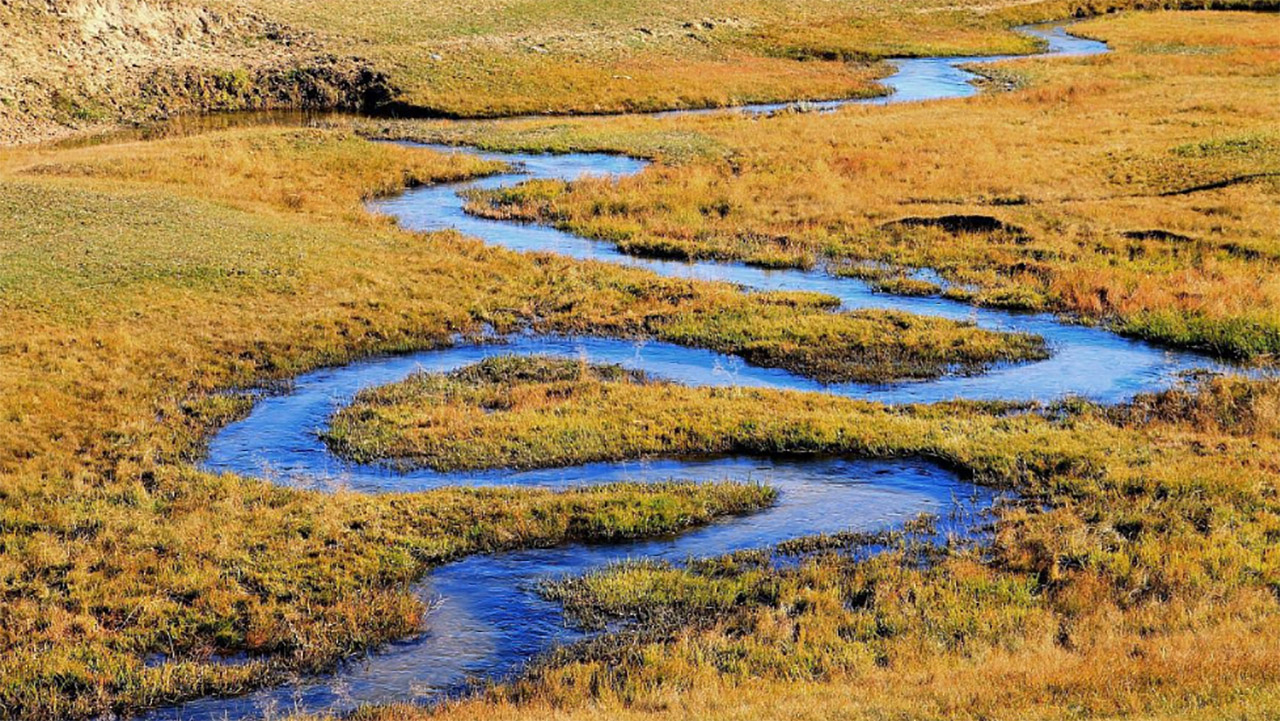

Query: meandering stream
left=146, top=23, right=1229, bottom=720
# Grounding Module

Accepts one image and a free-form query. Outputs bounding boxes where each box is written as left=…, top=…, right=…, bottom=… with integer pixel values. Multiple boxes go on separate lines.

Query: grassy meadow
left=223, top=0, right=987, bottom=118
left=10, top=0, right=1273, bottom=143
left=0, top=122, right=1046, bottom=718
left=0, top=0, right=1019, bottom=141
left=377, top=10, right=1280, bottom=360
left=227, top=0, right=1274, bottom=118
left=2, top=3, right=1278, bottom=721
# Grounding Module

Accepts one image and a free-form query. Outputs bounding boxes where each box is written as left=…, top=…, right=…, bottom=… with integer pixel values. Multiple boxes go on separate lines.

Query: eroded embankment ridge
left=0, top=0, right=397, bottom=145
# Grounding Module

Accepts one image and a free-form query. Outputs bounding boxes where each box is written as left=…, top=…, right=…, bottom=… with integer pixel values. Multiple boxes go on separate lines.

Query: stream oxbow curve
left=143, top=23, right=1230, bottom=721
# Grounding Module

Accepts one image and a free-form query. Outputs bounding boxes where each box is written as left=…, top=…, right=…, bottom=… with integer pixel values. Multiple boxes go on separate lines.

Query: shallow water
left=145, top=23, right=1220, bottom=721
left=203, top=332, right=1215, bottom=495
left=656, top=21, right=1108, bottom=115
left=149, top=456, right=990, bottom=719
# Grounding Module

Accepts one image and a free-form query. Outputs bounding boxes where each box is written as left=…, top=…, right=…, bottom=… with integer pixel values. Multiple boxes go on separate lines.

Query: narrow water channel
left=143, top=23, right=1225, bottom=720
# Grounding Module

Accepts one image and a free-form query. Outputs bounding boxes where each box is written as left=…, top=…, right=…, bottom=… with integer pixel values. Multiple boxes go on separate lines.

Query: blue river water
left=140, top=23, right=1226, bottom=720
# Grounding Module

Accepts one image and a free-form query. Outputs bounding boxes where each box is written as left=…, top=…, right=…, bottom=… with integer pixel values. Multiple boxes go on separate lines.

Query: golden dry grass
left=10, top=0, right=1270, bottom=144
left=375, top=11, right=1280, bottom=359
left=2, top=5, right=1278, bottom=721
left=234, top=0, right=1271, bottom=118
left=0, top=122, right=1045, bottom=717
left=0, top=128, right=783, bottom=718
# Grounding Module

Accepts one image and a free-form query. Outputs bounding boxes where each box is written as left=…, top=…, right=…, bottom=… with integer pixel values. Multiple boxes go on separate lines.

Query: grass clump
left=324, top=353, right=1058, bottom=469
left=869, top=276, right=944, bottom=297
left=655, top=304, right=1047, bottom=383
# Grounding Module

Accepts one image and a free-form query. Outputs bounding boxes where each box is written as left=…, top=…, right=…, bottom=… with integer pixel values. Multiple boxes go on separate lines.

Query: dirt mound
left=140, top=55, right=398, bottom=117
left=0, top=0, right=392, bottom=144
left=882, top=214, right=1031, bottom=242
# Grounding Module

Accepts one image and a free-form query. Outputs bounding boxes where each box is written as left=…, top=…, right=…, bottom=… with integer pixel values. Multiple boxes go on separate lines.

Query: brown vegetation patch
left=1122, top=229, right=1197, bottom=243
left=882, top=214, right=1033, bottom=242
left=1158, top=171, right=1280, bottom=197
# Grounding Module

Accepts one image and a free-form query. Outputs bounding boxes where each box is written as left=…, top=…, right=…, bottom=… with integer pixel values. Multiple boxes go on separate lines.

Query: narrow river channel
left=141, top=23, right=1231, bottom=720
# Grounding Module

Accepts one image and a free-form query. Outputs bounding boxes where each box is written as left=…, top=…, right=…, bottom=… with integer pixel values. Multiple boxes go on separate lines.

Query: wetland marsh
left=2, top=4, right=1278, bottom=721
